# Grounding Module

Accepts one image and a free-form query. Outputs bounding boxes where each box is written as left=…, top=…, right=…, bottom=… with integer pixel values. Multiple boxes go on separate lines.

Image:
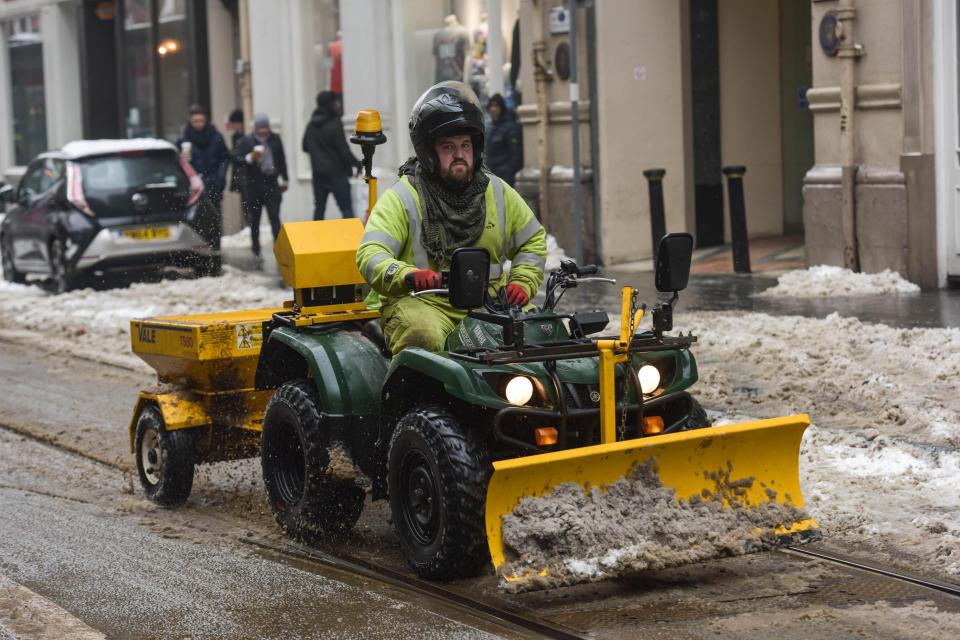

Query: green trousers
left=380, top=295, right=466, bottom=354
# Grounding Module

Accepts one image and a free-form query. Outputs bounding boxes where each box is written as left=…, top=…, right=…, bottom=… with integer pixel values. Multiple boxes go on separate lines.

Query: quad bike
left=128, top=109, right=818, bottom=590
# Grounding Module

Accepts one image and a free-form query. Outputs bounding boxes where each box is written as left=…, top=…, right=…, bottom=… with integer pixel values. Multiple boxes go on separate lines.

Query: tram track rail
left=783, top=545, right=960, bottom=601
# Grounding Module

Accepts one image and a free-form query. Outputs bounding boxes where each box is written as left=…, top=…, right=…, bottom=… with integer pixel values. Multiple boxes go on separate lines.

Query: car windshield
left=80, top=152, right=187, bottom=192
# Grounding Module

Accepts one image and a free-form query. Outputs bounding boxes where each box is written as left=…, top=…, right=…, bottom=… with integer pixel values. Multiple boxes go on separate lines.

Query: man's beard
left=440, top=161, right=473, bottom=187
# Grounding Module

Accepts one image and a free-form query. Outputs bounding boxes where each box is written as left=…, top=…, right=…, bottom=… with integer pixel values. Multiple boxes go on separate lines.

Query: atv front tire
left=388, top=405, right=490, bottom=580
left=261, top=380, right=365, bottom=540
left=134, top=404, right=194, bottom=506
left=688, top=396, right=711, bottom=430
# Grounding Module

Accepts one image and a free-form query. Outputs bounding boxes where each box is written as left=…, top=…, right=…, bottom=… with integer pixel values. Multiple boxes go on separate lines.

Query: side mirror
left=0, top=184, right=13, bottom=204
left=448, top=247, right=490, bottom=309
left=654, top=232, right=694, bottom=293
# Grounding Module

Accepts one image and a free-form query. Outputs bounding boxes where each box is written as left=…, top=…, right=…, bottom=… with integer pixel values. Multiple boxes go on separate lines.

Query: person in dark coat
left=302, top=91, right=361, bottom=220
left=177, top=104, right=230, bottom=206
left=177, top=105, right=230, bottom=255
left=233, top=113, right=289, bottom=262
left=224, top=108, right=247, bottom=193
left=484, top=94, right=523, bottom=187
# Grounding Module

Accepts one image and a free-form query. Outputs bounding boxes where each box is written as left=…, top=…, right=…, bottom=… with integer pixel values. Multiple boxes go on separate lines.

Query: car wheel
left=134, top=404, right=194, bottom=506
left=261, top=380, right=365, bottom=541
left=47, top=237, right=75, bottom=294
left=1, top=234, right=25, bottom=284
left=387, top=404, right=490, bottom=580
left=193, top=254, right=222, bottom=278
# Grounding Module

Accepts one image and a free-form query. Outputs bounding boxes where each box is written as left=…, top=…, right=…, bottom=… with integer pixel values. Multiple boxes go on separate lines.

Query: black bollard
left=722, top=165, right=751, bottom=274
left=643, top=169, right=667, bottom=261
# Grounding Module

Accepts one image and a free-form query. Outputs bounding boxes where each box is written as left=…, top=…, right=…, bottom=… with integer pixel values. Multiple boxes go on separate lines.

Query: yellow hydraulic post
left=597, top=287, right=643, bottom=444
left=350, top=110, right=387, bottom=222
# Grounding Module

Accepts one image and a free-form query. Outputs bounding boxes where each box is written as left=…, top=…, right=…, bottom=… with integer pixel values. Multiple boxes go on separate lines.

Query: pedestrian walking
left=233, top=113, right=289, bottom=264
left=484, top=93, right=523, bottom=187
left=177, top=104, right=230, bottom=252
left=224, top=109, right=254, bottom=230
left=302, top=91, right=361, bottom=220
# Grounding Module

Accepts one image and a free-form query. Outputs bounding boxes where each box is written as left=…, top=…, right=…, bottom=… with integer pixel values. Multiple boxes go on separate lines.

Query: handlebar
left=577, top=276, right=616, bottom=285
left=578, top=264, right=599, bottom=276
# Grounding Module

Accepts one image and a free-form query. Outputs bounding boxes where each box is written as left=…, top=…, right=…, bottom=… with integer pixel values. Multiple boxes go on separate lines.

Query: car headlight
left=637, top=365, right=661, bottom=395
left=504, top=376, right=534, bottom=406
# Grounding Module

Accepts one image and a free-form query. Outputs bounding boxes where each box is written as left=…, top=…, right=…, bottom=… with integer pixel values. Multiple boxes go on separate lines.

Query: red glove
left=505, top=283, right=529, bottom=307
left=404, top=269, right=441, bottom=292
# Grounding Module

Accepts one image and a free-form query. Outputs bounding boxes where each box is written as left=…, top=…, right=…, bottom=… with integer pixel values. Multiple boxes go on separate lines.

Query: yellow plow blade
left=485, top=414, right=820, bottom=591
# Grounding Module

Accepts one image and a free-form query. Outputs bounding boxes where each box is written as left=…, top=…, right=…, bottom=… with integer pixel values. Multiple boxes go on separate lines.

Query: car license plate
left=122, top=227, right=171, bottom=241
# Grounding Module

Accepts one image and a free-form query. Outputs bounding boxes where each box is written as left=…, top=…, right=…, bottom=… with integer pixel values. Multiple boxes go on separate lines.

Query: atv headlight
left=638, top=365, right=661, bottom=395
left=504, top=376, right=535, bottom=406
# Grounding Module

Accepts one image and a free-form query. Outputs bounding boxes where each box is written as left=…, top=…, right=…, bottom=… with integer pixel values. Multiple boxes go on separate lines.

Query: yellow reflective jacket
left=356, top=173, right=547, bottom=305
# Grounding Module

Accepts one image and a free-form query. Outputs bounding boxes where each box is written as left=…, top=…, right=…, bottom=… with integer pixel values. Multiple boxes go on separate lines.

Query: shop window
left=158, top=0, right=191, bottom=140
left=410, top=1, right=519, bottom=108
left=124, top=0, right=156, bottom=137
left=117, top=0, right=207, bottom=141
left=3, top=16, right=47, bottom=165
left=311, top=0, right=341, bottom=98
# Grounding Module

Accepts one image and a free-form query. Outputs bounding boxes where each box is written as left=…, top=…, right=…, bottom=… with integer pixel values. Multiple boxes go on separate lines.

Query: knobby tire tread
left=389, top=404, right=490, bottom=581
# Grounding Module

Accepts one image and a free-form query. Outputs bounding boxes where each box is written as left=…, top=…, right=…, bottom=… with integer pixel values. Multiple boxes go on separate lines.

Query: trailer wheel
left=388, top=405, right=490, bottom=580
left=134, top=404, right=194, bottom=506
left=261, top=380, right=365, bottom=540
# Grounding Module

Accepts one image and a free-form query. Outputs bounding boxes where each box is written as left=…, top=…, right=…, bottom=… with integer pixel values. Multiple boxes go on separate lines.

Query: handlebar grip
left=578, top=264, right=599, bottom=276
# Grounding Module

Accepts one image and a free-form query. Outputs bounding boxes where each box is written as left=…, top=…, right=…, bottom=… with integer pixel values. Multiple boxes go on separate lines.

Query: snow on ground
left=679, top=310, right=960, bottom=577
left=0, top=268, right=284, bottom=371
left=757, top=264, right=921, bottom=298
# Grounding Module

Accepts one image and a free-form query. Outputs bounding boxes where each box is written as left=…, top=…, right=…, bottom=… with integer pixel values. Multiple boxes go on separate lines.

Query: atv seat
left=362, top=319, right=392, bottom=358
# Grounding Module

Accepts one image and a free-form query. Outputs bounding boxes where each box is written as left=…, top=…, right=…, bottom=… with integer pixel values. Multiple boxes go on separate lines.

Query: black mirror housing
left=654, top=232, right=694, bottom=292
left=448, top=247, right=490, bottom=309
left=0, top=184, right=13, bottom=204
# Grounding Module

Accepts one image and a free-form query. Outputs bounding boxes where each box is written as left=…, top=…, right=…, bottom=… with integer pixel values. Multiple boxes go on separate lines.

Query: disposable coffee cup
left=252, top=144, right=264, bottom=162
left=181, top=141, right=192, bottom=159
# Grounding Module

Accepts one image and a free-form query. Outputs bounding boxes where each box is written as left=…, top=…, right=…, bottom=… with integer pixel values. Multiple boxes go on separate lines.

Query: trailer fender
left=128, top=389, right=209, bottom=452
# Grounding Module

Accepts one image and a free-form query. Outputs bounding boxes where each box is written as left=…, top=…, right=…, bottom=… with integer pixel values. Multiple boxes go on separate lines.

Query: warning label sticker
left=236, top=323, right=262, bottom=351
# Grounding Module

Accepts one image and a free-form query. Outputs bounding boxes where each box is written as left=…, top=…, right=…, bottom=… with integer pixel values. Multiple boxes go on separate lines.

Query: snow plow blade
left=485, top=414, right=820, bottom=592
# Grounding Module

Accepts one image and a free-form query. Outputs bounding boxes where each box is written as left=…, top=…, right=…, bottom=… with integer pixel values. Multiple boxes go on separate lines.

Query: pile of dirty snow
left=678, top=309, right=960, bottom=578
left=499, top=460, right=811, bottom=592
left=757, top=265, right=920, bottom=298
left=0, top=268, right=284, bottom=371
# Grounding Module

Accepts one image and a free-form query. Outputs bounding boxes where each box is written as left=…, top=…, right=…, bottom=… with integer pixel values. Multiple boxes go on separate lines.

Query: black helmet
left=409, top=81, right=485, bottom=175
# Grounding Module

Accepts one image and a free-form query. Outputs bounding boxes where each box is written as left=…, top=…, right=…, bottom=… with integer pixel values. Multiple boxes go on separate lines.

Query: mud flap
left=485, top=414, right=821, bottom=591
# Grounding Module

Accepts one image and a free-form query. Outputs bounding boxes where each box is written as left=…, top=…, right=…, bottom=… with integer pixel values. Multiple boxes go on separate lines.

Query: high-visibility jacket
left=356, top=173, right=547, bottom=306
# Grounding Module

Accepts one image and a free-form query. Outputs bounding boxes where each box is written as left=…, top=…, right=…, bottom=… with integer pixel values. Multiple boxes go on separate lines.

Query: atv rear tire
left=135, top=404, right=194, bottom=506
left=261, top=380, right=365, bottom=540
left=388, top=405, right=490, bottom=580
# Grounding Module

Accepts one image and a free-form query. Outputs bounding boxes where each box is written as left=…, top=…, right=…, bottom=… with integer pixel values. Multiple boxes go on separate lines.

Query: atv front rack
left=451, top=333, right=697, bottom=365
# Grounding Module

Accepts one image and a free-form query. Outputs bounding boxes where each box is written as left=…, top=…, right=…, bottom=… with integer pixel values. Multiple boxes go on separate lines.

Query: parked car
left=0, top=139, right=221, bottom=293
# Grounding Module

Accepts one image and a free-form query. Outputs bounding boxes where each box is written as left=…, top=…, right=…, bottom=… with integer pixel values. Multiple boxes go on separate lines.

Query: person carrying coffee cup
left=176, top=104, right=230, bottom=270
left=232, top=113, right=289, bottom=264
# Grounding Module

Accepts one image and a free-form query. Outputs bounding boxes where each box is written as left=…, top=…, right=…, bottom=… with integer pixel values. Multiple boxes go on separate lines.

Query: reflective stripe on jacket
left=356, top=173, right=547, bottom=304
